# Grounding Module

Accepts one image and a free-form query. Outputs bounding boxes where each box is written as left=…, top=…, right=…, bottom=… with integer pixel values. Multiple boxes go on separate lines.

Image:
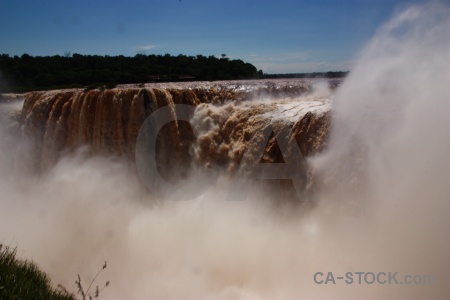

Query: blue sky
left=0, top=0, right=424, bottom=73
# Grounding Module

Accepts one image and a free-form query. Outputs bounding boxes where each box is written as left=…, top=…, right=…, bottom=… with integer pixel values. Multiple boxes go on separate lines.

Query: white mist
left=0, top=3, right=449, bottom=300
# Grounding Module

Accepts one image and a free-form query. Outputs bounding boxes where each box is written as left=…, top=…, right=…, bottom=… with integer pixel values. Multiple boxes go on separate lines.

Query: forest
left=0, top=53, right=263, bottom=92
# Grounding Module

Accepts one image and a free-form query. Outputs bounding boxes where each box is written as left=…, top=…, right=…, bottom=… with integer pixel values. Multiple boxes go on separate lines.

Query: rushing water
left=0, top=3, right=449, bottom=299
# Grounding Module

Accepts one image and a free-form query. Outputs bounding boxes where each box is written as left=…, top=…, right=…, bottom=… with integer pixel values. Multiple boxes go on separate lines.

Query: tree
left=0, top=53, right=263, bottom=92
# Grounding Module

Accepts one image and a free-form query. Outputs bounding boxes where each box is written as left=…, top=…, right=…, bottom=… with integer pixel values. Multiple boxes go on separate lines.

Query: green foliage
left=0, top=53, right=263, bottom=92
left=0, top=244, right=75, bottom=300
left=0, top=244, right=110, bottom=300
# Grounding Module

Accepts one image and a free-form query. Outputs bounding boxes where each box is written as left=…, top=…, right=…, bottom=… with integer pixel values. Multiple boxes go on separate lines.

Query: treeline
left=264, top=71, right=349, bottom=79
left=0, top=53, right=263, bottom=92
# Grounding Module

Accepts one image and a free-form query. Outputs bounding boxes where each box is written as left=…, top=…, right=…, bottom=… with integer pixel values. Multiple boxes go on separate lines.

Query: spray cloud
left=0, top=3, right=449, bottom=299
